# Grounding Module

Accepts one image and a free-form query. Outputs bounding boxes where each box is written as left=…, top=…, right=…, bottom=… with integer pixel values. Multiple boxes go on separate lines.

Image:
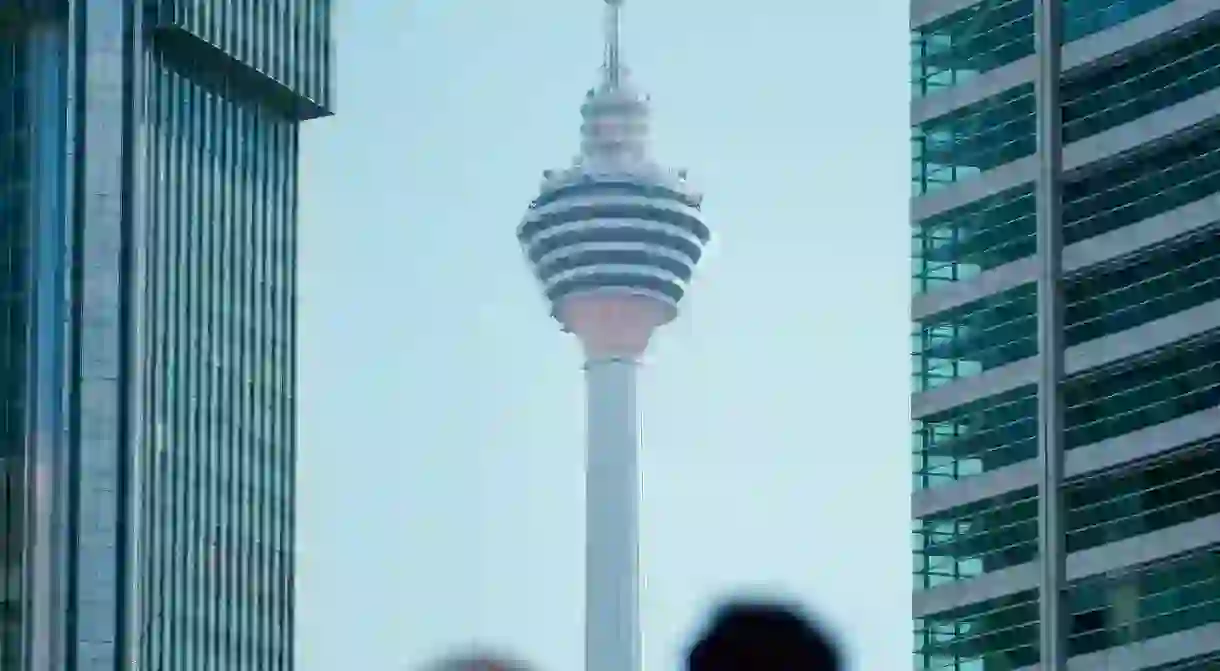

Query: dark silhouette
left=419, top=652, right=531, bottom=671
left=687, top=601, right=844, bottom=671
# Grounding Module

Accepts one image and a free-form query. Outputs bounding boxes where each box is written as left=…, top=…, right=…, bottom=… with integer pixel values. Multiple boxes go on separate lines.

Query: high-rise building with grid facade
left=0, top=1, right=332, bottom=669
left=911, top=0, right=1220, bottom=669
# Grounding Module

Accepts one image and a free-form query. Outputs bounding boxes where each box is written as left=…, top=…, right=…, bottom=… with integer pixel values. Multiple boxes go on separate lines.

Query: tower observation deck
left=516, top=2, right=711, bottom=671
left=518, top=0, right=711, bottom=356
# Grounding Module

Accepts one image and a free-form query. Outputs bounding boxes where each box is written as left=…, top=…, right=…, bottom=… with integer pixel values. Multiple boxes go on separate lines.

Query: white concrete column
left=583, top=355, right=641, bottom=671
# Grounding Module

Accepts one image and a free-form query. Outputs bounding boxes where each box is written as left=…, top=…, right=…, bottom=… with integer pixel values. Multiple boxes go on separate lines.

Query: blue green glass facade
left=0, top=29, right=31, bottom=671
left=0, top=1, right=331, bottom=669
left=911, top=1, right=1220, bottom=669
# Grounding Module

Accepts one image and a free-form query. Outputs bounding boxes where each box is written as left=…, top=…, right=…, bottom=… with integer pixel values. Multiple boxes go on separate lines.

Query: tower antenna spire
left=604, top=0, right=623, bottom=89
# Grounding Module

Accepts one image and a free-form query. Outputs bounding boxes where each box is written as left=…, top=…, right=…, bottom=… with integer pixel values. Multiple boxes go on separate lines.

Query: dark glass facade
left=0, top=30, right=30, bottom=671
left=911, top=1, right=1220, bottom=669
left=0, top=1, right=331, bottom=669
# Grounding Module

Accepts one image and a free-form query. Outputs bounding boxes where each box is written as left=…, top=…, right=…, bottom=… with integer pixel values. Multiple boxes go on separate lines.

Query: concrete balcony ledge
left=912, top=195, right=1220, bottom=321
left=912, top=0, right=1220, bottom=123
left=912, top=296, right=1220, bottom=420
left=1015, top=622, right=1220, bottom=670
left=913, top=513, right=1220, bottom=617
left=912, top=76, right=1220, bottom=224
left=912, top=404, right=1220, bottom=518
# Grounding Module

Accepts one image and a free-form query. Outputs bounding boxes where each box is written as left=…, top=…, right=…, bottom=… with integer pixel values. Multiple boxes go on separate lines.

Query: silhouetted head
left=687, top=601, right=843, bottom=671
left=419, top=652, right=530, bottom=671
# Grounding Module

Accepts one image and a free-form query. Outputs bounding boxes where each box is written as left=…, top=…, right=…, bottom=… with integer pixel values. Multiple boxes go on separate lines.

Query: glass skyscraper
left=0, top=1, right=332, bottom=669
left=911, top=0, right=1220, bottom=669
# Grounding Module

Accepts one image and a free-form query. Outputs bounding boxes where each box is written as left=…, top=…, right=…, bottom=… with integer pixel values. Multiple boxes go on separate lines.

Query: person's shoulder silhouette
left=420, top=653, right=531, bottom=671
left=687, top=600, right=843, bottom=671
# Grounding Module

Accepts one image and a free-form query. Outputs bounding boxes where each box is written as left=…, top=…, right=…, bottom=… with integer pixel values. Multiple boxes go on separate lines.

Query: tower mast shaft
left=604, top=0, right=623, bottom=89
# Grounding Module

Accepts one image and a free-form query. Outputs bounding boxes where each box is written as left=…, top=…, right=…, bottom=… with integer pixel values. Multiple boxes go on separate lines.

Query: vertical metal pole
left=1035, top=1, right=1066, bottom=670
left=604, top=0, right=622, bottom=89
left=23, top=23, right=70, bottom=671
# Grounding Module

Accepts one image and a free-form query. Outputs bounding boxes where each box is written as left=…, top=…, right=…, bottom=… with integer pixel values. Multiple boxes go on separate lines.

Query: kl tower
left=516, top=1, right=711, bottom=670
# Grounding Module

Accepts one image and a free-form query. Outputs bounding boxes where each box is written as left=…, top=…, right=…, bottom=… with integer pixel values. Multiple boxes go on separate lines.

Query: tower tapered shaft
left=584, top=356, right=642, bottom=671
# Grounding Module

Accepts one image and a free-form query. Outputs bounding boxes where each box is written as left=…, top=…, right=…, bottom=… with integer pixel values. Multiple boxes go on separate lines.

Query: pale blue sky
left=295, top=2, right=910, bottom=669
